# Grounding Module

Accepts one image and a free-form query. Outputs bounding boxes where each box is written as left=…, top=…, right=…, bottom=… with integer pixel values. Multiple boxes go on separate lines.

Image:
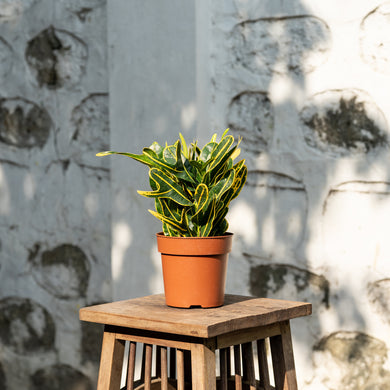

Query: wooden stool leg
left=177, top=349, right=185, bottom=390
left=233, top=345, right=242, bottom=390
left=270, top=321, right=298, bottom=390
left=97, top=330, right=125, bottom=390
left=126, top=341, right=137, bottom=390
left=219, top=348, right=228, bottom=390
left=144, top=344, right=153, bottom=390
left=257, top=339, right=271, bottom=390
left=160, top=346, right=169, bottom=390
left=191, top=343, right=216, bottom=390
left=242, top=342, right=256, bottom=390
left=227, top=347, right=231, bottom=379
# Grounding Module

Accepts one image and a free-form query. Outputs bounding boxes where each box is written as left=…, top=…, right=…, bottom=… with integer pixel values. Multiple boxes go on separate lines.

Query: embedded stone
left=231, top=16, right=331, bottom=76
left=81, top=319, right=104, bottom=363
left=300, top=89, right=388, bottom=156
left=31, top=244, right=90, bottom=299
left=25, top=26, right=87, bottom=89
left=65, top=0, right=105, bottom=22
left=0, top=297, right=55, bottom=354
left=243, top=171, right=307, bottom=258
left=314, top=331, right=390, bottom=389
left=250, top=263, right=329, bottom=308
left=0, top=97, right=52, bottom=148
left=227, top=91, right=274, bottom=153
left=30, top=364, right=92, bottom=390
left=368, top=279, right=390, bottom=323
left=71, top=93, right=109, bottom=152
left=360, top=3, right=390, bottom=74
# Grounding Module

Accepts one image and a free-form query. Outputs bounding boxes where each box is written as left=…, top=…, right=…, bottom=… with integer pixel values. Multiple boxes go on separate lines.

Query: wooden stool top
left=80, top=294, right=311, bottom=338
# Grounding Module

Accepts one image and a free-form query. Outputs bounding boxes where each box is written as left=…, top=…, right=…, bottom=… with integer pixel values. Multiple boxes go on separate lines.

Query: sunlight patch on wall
left=180, top=102, right=196, bottom=130
left=84, top=192, right=99, bottom=217
left=112, top=221, right=132, bottom=281
left=149, top=243, right=164, bottom=294
left=0, top=166, right=10, bottom=215
left=23, top=172, right=35, bottom=200
left=229, top=200, right=257, bottom=245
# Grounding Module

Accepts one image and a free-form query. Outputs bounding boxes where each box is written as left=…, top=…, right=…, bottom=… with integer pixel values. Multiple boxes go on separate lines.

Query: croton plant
left=97, top=129, right=247, bottom=237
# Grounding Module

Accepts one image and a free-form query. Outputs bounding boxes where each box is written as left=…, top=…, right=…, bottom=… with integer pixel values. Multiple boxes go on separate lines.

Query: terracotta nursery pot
left=156, top=232, right=233, bottom=308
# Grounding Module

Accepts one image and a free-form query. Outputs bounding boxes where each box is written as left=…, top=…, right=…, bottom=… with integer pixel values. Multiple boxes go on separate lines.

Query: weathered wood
left=191, top=342, right=216, bottom=390
left=144, top=344, right=153, bottom=390
left=112, top=330, right=193, bottom=351
left=257, top=339, right=271, bottom=390
left=233, top=345, right=242, bottom=390
left=160, top=346, right=168, bottom=390
left=126, top=341, right=137, bottom=390
left=80, top=294, right=312, bottom=338
left=242, top=343, right=256, bottom=390
left=216, top=323, right=280, bottom=349
left=270, top=321, right=297, bottom=390
left=226, top=347, right=231, bottom=379
left=80, top=295, right=310, bottom=390
left=97, top=329, right=125, bottom=390
left=176, top=349, right=185, bottom=390
left=219, top=348, right=228, bottom=390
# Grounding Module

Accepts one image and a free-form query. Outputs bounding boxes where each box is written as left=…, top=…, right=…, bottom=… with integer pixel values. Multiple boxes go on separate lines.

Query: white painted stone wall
left=1, top=0, right=390, bottom=389
left=0, top=1, right=110, bottom=389
left=109, top=1, right=390, bottom=388
left=208, top=1, right=390, bottom=388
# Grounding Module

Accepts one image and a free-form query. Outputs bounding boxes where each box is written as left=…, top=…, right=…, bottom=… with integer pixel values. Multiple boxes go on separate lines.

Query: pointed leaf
left=221, top=128, right=230, bottom=139
left=179, top=133, right=189, bottom=158
left=163, top=145, right=177, bottom=165
left=199, top=199, right=216, bottom=237
left=96, top=150, right=154, bottom=167
left=148, top=209, right=188, bottom=233
left=209, top=169, right=235, bottom=201
left=138, top=168, right=193, bottom=206
left=199, top=142, right=217, bottom=162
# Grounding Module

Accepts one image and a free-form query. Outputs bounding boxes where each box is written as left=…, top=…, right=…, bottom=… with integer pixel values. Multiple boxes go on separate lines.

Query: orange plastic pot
left=156, top=232, right=233, bottom=308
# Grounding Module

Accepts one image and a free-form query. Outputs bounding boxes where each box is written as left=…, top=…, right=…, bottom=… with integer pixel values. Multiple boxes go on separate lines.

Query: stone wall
left=0, top=1, right=110, bottom=389
left=2, top=0, right=390, bottom=389
left=209, top=1, right=390, bottom=388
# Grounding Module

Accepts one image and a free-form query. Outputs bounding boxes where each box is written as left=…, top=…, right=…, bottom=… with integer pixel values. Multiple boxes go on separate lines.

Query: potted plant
left=97, top=129, right=247, bottom=308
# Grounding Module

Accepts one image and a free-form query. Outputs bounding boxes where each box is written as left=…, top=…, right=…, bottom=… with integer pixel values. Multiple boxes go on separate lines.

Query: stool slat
left=242, top=342, right=256, bottom=390
left=257, top=339, right=271, bottom=390
left=176, top=349, right=185, bottom=390
left=233, top=345, right=242, bottom=390
left=160, top=347, right=168, bottom=390
left=126, top=341, right=137, bottom=390
left=219, top=347, right=228, bottom=390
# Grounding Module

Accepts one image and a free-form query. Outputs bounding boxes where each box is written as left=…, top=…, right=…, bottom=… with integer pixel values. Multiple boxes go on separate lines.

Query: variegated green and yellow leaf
left=96, top=151, right=154, bottom=167
left=138, top=168, right=193, bottom=206
left=97, top=129, right=247, bottom=237
left=148, top=209, right=188, bottom=233
left=199, top=142, right=217, bottom=162
left=209, top=169, right=235, bottom=201
left=199, top=199, right=216, bottom=237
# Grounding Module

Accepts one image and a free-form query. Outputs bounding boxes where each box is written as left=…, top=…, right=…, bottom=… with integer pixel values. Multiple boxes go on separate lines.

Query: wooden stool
left=79, top=294, right=311, bottom=390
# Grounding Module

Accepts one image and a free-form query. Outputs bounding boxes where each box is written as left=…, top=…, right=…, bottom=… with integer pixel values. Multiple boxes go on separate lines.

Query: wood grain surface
left=79, top=294, right=311, bottom=338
